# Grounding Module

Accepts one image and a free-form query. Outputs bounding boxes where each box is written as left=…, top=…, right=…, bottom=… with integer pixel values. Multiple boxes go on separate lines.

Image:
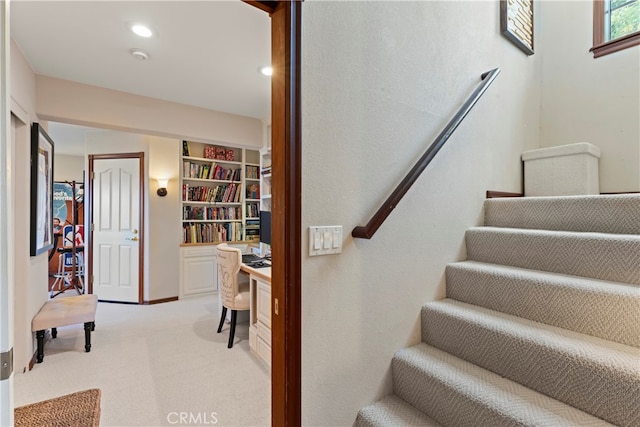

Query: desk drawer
left=257, top=321, right=271, bottom=343
left=256, top=335, right=271, bottom=366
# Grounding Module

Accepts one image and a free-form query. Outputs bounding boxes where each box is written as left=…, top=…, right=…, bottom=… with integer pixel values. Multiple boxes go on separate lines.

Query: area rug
left=14, top=388, right=101, bottom=427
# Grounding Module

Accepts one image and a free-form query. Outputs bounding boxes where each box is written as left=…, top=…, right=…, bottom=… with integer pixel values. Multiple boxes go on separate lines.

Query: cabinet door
left=181, top=247, right=217, bottom=296
left=256, top=279, right=271, bottom=327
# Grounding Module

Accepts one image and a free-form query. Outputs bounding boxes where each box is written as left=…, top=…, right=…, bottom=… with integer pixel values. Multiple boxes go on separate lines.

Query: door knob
left=126, top=236, right=139, bottom=241
left=132, top=229, right=138, bottom=234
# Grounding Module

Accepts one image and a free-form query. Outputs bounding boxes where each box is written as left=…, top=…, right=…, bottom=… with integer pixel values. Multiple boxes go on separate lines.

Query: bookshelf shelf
left=181, top=140, right=260, bottom=245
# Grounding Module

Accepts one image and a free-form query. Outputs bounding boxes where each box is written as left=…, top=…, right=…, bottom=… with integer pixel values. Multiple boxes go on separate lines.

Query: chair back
left=216, top=243, right=243, bottom=310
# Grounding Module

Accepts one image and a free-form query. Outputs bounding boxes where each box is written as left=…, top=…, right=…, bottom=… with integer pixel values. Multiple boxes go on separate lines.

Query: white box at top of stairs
left=522, top=142, right=601, bottom=196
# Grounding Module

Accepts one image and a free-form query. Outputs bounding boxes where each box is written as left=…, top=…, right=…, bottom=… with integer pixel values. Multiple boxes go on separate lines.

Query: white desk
left=240, top=262, right=271, bottom=367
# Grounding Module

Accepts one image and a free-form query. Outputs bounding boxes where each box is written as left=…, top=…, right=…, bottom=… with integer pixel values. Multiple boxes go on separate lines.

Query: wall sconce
left=157, top=178, right=169, bottom=197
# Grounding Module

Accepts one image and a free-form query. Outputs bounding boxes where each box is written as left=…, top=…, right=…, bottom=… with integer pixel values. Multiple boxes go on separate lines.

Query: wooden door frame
left=245, top=1, right=302, bottom=425
left=87, top=152, right=145, bottom=304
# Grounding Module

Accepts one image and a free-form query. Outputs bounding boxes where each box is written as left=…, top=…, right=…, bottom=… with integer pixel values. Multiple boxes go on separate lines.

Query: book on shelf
left=246, top=165, right=259, bottom=179
left=246, top=202, right=259, bottom=219
left=183, top=141, right=190, bottom=156
left=246, top=184, right=260, bottom=199
left=182, top=222, right=243, bottom=244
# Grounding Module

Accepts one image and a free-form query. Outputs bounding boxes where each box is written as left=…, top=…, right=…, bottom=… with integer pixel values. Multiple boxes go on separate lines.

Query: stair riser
left=421, top=306, right=640, bottom=427
left=446, top=263, right=640, bottom=347
left=465, top=228, right=640, bottom=285
left=484, top=195, right=640, bottom=235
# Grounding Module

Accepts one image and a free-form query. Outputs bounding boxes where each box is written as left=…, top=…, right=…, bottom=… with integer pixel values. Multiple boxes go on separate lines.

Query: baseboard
left=28, top=351, right=36, bottom=371
left=486, top=191, right=523, bottom=198
left=600, top=191, right=640, bottom=194
left=143, top=296, right=179, bottom=305
left=28, top=330, right=52, bottom=371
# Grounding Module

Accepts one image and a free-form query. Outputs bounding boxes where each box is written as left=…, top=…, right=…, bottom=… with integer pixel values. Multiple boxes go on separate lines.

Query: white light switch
left=309, top=226, right=343, bottom=256
left=323, top=231, right=332, bottom=249
left=332, top=228, right=341, bottom=248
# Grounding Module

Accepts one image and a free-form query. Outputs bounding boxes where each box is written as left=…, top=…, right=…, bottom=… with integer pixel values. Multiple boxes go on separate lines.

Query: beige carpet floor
left=14, top=293, right=271, bottom=426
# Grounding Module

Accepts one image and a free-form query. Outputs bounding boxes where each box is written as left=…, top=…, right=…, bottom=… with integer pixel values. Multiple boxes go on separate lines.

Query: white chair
left=216, top=243, right=250, bottom=348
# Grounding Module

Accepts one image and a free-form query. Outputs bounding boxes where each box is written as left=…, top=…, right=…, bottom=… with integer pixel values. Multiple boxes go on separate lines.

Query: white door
left=92, top=158, right=141, bottom=303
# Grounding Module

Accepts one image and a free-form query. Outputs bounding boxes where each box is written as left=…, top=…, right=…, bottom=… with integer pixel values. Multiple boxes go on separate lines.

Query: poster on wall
left=53, top=181, right=84, bottom=233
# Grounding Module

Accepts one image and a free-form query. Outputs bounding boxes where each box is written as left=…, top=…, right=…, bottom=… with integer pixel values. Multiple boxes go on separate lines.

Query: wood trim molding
left=591, top=31, right=640, bottom=57
left=243, top=1, right=278, bottom=14
left=486, top=191, right=524, bottom=198
left=143, top=296, right=179, bottom=305
left=270, top=2, right=302, bottom=426
left=245, top=1, right=302, bottom=425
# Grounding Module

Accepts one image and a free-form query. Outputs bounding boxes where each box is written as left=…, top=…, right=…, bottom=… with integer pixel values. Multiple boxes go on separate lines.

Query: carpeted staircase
left=356, top=194, right=640, bottom=427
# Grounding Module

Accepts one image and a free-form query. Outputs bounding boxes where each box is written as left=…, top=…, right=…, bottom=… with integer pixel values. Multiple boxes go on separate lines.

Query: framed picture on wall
left=500, top=0, right=534, bottom=56
left=30, top=122, right=55, bottom=256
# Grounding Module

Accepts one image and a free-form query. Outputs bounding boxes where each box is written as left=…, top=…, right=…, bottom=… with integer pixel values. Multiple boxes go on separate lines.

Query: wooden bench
left=31, top=294, right=98, bottom=363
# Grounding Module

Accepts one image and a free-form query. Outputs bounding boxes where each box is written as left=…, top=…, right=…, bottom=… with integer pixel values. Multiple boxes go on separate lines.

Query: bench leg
left=36, top=330, right=45, bottom=363
left=84, top=322, right=92, bottom=352
left=91, top=321, right=95, bottom=331
left=52, top=327, right=57, bottom=338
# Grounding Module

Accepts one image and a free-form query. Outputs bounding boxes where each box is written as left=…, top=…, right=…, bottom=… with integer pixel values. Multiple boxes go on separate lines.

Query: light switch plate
left=309, top=226, right=343, bottom=256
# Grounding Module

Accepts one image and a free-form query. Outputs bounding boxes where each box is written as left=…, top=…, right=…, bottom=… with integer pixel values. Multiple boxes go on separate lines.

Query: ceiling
left=10, top=1, right=271, bottom=153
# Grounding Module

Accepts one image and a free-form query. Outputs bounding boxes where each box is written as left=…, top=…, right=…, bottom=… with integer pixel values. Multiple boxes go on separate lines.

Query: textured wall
left=538, top=1, right=640, bottom=192
left=10, top=39, right=48, bottom=374
left=301, top=1, right=541, bottom=424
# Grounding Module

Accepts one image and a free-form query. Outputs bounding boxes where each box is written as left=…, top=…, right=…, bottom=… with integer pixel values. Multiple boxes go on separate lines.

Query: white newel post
left=522, top=142, right=601, bottom=196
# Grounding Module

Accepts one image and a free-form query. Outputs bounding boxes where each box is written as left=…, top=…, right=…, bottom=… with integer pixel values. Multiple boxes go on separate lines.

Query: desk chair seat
left=216, top=243, right=250, bottom=348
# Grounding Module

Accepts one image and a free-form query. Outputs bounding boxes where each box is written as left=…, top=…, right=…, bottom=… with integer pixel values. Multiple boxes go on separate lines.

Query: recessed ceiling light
left=259, top=66, right=273, bottom=76
left=130, top=48, right=150, bottom=61
left=131, top=24, right=153, bottom=38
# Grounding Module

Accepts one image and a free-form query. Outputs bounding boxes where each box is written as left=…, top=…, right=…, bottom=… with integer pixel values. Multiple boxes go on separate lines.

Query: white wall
left=10, top=40, right=48, bottom=373
left=83, top=130, right=181, bottom=302
left=301, top=1, right=541, bottom=424
left=53, top=154, right=83, bottom=182
left=538, top=1, right=640, bottom=192
left=36, top=75, right=263, bottom=150
left=148, top=136, right=181, bottom=301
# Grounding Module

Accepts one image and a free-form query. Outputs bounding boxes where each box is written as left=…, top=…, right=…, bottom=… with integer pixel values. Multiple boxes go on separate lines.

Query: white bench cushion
left=32, top=294, right=98, bottom=331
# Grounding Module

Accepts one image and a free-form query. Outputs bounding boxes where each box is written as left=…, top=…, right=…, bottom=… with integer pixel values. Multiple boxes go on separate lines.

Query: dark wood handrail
left=352, top=68, right=501, bottom=239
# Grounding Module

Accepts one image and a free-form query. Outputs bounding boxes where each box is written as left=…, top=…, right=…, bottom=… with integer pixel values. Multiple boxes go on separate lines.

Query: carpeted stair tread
left=484, top=194, right=640, bottom=235
left=445, top=261, right=640, bottom=347
left=421, top=299, right=640, bottom=427
left=465, top=226, right=640, bottom=285
left=355, top=395, right=443, bottom=427
left=393, top=343, right=613, bottom=427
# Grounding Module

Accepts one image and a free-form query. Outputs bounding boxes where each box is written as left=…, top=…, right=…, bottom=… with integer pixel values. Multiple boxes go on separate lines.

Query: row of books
left=182, top=222, right=243, bottom=244
left=183, top=206, right=242, bottom=221
left=245, top=228, right=259, bottom=241
left=183, top=161, right=241, bottom=181
left=182, top=183, right=242, bottom=203
left=246, top=203, right=260, bottom=219
left=246, top=165, right=260, bottom=179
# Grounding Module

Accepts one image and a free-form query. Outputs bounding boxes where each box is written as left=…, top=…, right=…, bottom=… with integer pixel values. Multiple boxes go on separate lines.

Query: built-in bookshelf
left=181, top=140, right=260, bottom=244
left=259, top=145, right=272, bottom=256
left=244, top=151, right=261, bottom=242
